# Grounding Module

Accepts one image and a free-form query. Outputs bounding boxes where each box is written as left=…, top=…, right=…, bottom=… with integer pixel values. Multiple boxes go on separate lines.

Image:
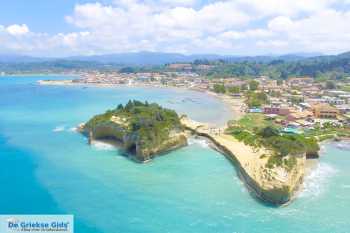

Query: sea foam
left=92, top=141, right=116, bottom=151
left=335, top=142, right=350, bottom=151
left=53, top=126, right=65, bottom=132
left=68, top=127, right=78, bottom=132
left=299, top=162, right=337, bottom=199
left=188, top=138, right=209, bottom=148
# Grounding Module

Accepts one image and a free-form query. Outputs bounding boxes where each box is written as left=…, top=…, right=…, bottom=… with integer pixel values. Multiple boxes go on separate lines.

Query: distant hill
left=64, top=52, right=326, bottom=64
left=67, top=52, right=225, bottom=65
left=338, top=51, right=350, bottom=59
left=0, top=51, right=326, bottom=65
left=0, top=51, right=349, bottom=79
left=0, top=54, right=48, bottom=63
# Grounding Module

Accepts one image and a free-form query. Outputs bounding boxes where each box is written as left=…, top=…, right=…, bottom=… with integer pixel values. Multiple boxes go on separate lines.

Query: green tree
left=228, top=86, right=240, bottom=94
left=326, top=80, right=336, bottom=89
left=291, top=96, right=304, bottom=104
left=213, top=84, right=226, bottom=93
left=280, top=70, right=289, bottom=80
left=246, top=91, right=268, bottom=108
left=249, top=80, right=259, bottom=91
left=241, top=83, right=248, bottom=91
left=259, top=126, right=279, bottom=138
left=119, top=67, right=136, bottom=73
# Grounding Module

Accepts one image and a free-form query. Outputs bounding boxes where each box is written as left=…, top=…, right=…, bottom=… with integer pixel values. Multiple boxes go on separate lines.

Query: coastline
left=180, top=116, right=305, bottom=205
left=3, top=73, right=350, bottom=232
left=2, top=73, right=80, bottom=78
left=39, top=77, right=308, bottom=205
left=38, top=79, right=245, bottom=123
left=205, top=91, right=245, bottom=121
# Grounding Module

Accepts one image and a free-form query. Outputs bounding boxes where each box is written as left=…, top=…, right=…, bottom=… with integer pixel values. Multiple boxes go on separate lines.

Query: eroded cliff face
left=80, top=121, right=187, bottom=162
left=180, top=116, right=306, bottom=205
left=243, top=155, right=305, bottom=205
left=132, top=133, right=188, bottom=162
left=214, top=138, right=306, bottom=205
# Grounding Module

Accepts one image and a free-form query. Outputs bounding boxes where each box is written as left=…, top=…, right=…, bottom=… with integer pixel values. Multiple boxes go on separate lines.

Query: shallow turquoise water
left=0, top=75, right=349, bottom=233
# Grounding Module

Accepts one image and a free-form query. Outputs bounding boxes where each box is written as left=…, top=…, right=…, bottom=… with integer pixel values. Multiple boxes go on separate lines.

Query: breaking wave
left=334, top=142, right=350, bottom=151
left=53, top=126, right=65, bottom=132
left=299, top=162, right=337, bottom=199
left=188, top=138, right=209, bottom=148
left=91, top=141, right=116, bottom=151
left=52, top=125, right=79, bottom=133
left=68, top=127, right=78, bottom=132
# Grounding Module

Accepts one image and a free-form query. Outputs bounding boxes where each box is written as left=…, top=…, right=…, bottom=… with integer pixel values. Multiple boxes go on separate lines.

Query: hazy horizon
left=0, top=50, right=330, bottom=59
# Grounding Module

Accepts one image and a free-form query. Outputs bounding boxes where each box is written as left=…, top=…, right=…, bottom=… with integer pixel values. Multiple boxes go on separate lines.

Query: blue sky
left=1, top=0, right=350, bottom=57
left=0, top=0, right=103, bottom=33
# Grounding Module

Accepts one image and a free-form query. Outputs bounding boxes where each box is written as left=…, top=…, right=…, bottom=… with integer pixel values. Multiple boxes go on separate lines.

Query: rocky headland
left=79, top=100, right=187, bottom=162
left=180, top=116, right=307, bottom=205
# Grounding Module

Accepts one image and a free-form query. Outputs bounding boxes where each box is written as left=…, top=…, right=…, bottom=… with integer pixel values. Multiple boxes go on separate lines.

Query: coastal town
left=39, top=63, right=350, bottom=137
left=38, top=64, right=349, bottom=204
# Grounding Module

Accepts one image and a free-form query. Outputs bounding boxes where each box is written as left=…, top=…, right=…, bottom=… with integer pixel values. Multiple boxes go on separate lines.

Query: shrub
left=85, top=100, right=183, bottom=149
left=258, top=126, right=279, bottom=138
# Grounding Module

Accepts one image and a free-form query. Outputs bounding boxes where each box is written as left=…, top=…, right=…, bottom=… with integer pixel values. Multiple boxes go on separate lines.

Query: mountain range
left=0, top=51, right=330, bottom=65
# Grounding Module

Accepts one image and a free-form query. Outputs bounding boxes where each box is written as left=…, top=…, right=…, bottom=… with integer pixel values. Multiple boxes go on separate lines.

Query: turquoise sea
left=0, top=75, right=349, bottom=233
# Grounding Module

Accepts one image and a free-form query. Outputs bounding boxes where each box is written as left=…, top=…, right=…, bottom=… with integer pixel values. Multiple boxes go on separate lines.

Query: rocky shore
left=180, top=116, right=306, bottom=205
left=79, top=101, right=188, bottom=162
left=79, top=122, right=187, bottom=162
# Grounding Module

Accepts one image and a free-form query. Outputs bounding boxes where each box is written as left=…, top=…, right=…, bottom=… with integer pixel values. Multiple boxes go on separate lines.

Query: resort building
left=287, top=77, right=313, bottom=87
left=322, top=96, right=346, bottom=105
left=312, top=103, right=339, bottom=119
left=263, top=105, right=290, bottom=116
left=167, top=63, right=193, bottom=71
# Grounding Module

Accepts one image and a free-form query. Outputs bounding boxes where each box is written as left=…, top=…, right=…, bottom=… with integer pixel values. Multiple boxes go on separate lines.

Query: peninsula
left=80, top=100, right=188, bottom=162
left=39, top=65, right=350, bottom=205
left=79, top=99, right=319, bottom=205
left=181, top=115, right=318, bottom=205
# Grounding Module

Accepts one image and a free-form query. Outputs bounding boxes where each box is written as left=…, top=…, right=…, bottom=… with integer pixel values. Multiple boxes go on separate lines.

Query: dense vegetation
left=245, top=91, right=268, bottom=108
left=1, top=52, right=350, bottom=79
left=227, top=114, right=320, bottom=170
left=203, top=53, right=350, bottom=80
left=213, top=84, right=226, bottom=93
left=304, top=122, right=350, bottom=140
left=86, top=100, right=183, bottom=149
left=212, top=80, right=256, bottom=94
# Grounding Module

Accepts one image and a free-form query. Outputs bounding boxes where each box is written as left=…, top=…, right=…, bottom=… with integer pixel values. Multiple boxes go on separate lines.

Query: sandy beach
left=38, top=79, right=246, bottom=123
left=205, top=91, right=246, bottom=121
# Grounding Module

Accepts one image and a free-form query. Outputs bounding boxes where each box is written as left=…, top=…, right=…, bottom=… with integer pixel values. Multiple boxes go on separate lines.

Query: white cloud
left=6, top=24, right=29, bottom=36
left=161, top=0, right=196, bottom=6
left=62, top=0, right=251, bottom=54
left=262, top=10, right=350, bottom=53
left=2, top=0, right=350, bottom=56
left=268, top=16, right=294, bottom=32
left=234, top=0, right=338, bottom=18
